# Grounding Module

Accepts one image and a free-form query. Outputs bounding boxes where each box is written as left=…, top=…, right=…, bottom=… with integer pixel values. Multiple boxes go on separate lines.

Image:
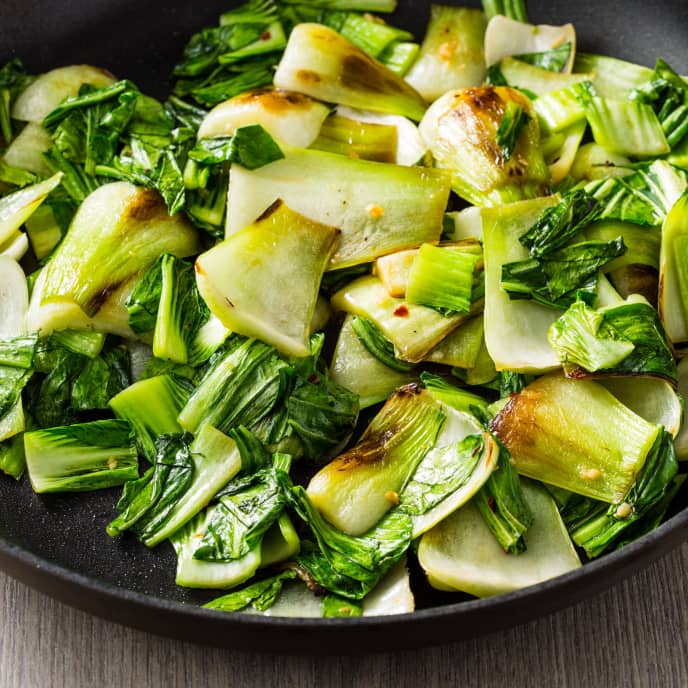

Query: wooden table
left=1, top=544, right=686, bottom=688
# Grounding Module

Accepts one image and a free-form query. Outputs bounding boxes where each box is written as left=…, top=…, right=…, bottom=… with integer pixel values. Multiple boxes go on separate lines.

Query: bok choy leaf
left=630, top=58, right=688, bottom=149
left=24, top=419, right=138, bottom=493
left=106, top=432, right=195, bottom=540
left=500, top=237, right=626, bottom=310
left=549, top=299, right=676, bottom=381
left=570, top=430, right=678, bottom=557
left=192, top=453, right=291, bottom=562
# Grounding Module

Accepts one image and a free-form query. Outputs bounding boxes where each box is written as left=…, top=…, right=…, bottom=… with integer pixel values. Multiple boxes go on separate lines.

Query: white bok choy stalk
left=0, top=257, right=30, bottom=448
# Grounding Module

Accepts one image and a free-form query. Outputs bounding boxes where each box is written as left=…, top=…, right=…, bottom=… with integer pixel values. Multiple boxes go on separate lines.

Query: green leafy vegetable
left=513, top=43, right=572, bottom=73
left=350, top=316, right=415, bottom=373
left=519, top=190, right=601, bottom=257
left=152, top=254, right=208, bottom=364
left=286, top=375, right=359, bottom=462
left=495, top=100, right=530, bottom=162
left=203, top=570, right=298, bottom=613
left=70, top=344, right=131, bottom=411
left=178, top=337, right=290, bottom=435
left=399, top=435, right=484, bottom=516
left=630, top=58, right=688, bottom=149
left=550, top=300, right=676, bottom=380
left=473, top=443, right=534, bottom=553
left=193, top=453, right=291, bottom=562
left=283, top=471, right=413, bottom=600
left=501, top=237, right=626, bottom=309
left=0, top=59, right=33, bottom=145
left=570, top=430, right=678, bottom=557
left=24, top=419, right=138, bottom=493
left=188, top=124, right=284, bottom=169
left=106, top=433, right=195, bottom=540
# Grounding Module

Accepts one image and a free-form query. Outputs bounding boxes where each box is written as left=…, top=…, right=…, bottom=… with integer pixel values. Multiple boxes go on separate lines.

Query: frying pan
left=0, top=0, right=687, bottom=655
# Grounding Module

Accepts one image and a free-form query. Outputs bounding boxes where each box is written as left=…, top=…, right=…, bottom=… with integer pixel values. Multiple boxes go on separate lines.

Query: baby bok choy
left=274, top=23, right=427, bottom=121
left=307, top=381, right=498, bottom=537
left=419, top=86, right=550, bottom=207
left=24, top=419, right=139, bottom=493
left=490, top=374, right=664, bottom=504
left=28, top=182, right=202, bottom=336
left=418, top=480, right=581, bottom=598
left=196, top=200, right=339, bottom=357
left=226, top=144, right=451, bottom=270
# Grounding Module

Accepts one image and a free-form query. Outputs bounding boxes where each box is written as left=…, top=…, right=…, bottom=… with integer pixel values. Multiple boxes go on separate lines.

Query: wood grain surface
left=1, top=543, right=686, bottom=688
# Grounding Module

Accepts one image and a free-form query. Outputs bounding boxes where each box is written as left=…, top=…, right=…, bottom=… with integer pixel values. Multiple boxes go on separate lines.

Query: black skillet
left=0, top=0, right=686, bottom=655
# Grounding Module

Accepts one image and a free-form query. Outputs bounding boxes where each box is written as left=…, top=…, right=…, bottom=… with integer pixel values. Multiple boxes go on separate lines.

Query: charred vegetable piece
left=307, top=384, right=444, bottom=535
left=490, top=374, right=662, bottom=504
left=405, top=6, right=486, bottom=103
left=226, top=145, right=451, bottom=270
left=420, top=87, right=549, bottom=207
left=198, top=89, right=330, bottom=147
left=274, top=24, right=427, bottom=121
left=30, top=182, right=201, bottom=335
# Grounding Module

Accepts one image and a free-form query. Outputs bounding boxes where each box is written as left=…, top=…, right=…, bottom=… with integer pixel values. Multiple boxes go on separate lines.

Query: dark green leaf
left=601, top=303, right=676, bottom=380
left=106, top=433, right=195, bottom=540
left=498, top=370, right=531, bottom=397
left=581, top=162, right=688, bottom=227
left=519, top=190, right=601, bottom=257
left=473, top=442, right=533, bottom=553
left=495, top=100, right=530, bottom=162
left=551, top=300, right=676, bottom=380
left=180, top=338, right=292, bottom=435
left=513, top=43, right=572, bottom=72
left=287, top=375, right=359, bottom=462
left=280, top=471, right=412, bottom=598
left=71, top=345, right=131, bottom=411
left=203, top=570, right=297, bottom=613
left=501, top=238, right=626, bottom=309
left=43, top=80, right=139, bottom=129
left=399, top=435, right=484, bottom=516
left=189, top=124, right=284, bottom=169
left=126, top=255, right=164, bottom=334
left=228, top=426, right=270, bottom=475
left=193, top=456, right=289, bottom=562
left=0, top=59, right=33, bottom=145
left=0, top=432, right=26, bottom=480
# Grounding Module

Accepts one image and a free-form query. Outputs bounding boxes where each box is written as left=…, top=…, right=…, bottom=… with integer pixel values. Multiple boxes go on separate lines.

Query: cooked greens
left=0, top=0, right=686, bottom=621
